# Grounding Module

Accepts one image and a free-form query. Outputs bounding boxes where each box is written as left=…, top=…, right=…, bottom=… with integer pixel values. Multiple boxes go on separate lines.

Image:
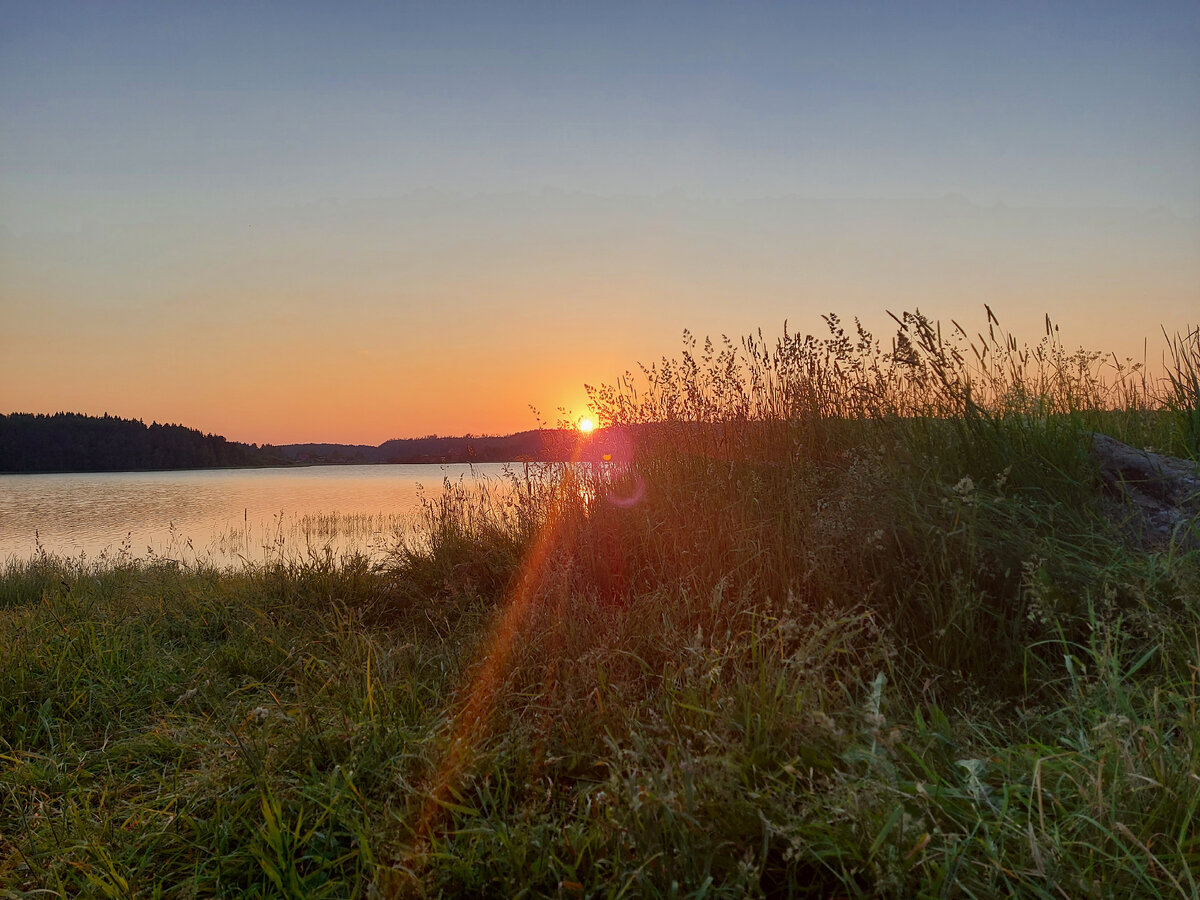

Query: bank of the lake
left=2, top=315, right=1197, bottom=897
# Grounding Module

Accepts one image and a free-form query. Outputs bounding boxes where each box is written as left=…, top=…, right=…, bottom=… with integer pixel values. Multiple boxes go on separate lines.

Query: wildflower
left=994, top=465, right=1012, bottom=491
left=952, top=475, right=976, bottom=505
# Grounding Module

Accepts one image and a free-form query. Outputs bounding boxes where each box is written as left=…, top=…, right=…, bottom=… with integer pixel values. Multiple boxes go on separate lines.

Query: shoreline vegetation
left=2, top=310, right=1198, bottom=897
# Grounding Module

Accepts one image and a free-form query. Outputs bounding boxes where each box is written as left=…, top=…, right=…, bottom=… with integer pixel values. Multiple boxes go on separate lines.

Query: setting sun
left=578, top=417, right=596, bottom=434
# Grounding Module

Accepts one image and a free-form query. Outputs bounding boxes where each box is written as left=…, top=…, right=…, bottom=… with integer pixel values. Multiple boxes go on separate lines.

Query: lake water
left=0, top=463, right=518, bottom=566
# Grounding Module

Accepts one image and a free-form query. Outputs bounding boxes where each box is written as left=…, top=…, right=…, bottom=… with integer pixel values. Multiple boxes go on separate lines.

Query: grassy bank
left=2, top=312, right=1198, bottom=898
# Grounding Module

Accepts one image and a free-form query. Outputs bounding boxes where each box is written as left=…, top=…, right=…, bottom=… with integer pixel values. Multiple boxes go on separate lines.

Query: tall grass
left=1163, top=325, right=1200, bottom=459
left=2, top=309, right=1197, bottom=898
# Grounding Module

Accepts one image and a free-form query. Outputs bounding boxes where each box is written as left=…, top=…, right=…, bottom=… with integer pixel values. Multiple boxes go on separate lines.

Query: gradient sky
left=2, top=1, right=1198, bottom=445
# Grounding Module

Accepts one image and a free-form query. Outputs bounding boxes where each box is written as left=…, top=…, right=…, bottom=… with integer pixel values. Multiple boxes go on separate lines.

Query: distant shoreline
left=0, top=459, right=543, bottom=477
left=0, top=411, right=587, bottom=474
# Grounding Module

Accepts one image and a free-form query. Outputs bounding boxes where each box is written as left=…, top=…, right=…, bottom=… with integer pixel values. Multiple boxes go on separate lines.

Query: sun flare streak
left=405, top=432, right=592, bottom=869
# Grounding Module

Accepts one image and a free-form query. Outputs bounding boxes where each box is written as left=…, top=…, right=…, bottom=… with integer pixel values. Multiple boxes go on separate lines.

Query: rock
left=1090, top=433, right=1200, bottom=545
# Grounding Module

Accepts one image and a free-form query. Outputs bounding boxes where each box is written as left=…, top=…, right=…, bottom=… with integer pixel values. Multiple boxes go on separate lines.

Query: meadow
left=1, top=310, right=1198, bottom=898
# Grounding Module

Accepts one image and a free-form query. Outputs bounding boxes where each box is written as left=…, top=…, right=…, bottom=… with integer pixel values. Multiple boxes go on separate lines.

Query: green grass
left=2, top=309, right=1198, bottom=898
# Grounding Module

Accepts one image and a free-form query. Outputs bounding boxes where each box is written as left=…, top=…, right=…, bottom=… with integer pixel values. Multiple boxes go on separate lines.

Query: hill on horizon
left=278, top=429, right=567, bottom=464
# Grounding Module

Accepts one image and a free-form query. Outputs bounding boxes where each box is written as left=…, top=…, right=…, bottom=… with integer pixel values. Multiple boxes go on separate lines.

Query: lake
left=0, top=463, right=519, bottom=566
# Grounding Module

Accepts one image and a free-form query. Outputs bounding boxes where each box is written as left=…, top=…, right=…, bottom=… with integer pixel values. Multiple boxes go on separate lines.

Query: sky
left=2, top=0, right=1198, bottom=445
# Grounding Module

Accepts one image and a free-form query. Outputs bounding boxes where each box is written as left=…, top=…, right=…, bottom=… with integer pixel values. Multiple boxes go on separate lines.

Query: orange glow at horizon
left=578, top=417, right=595, bottom=434
left=3, top=193, right=1196, bottom=446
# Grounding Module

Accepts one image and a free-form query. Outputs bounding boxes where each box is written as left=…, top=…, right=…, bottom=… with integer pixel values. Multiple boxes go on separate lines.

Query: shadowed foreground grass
left=2, top=312, right=1198, bottom=898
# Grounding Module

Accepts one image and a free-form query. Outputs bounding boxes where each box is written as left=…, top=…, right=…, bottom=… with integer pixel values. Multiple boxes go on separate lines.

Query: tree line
left=0, top=413, right=287, bottom=473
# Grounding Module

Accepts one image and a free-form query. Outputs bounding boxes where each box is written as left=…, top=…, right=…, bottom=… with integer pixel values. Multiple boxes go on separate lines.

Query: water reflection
left=0, top=464, right=514, bottom=565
